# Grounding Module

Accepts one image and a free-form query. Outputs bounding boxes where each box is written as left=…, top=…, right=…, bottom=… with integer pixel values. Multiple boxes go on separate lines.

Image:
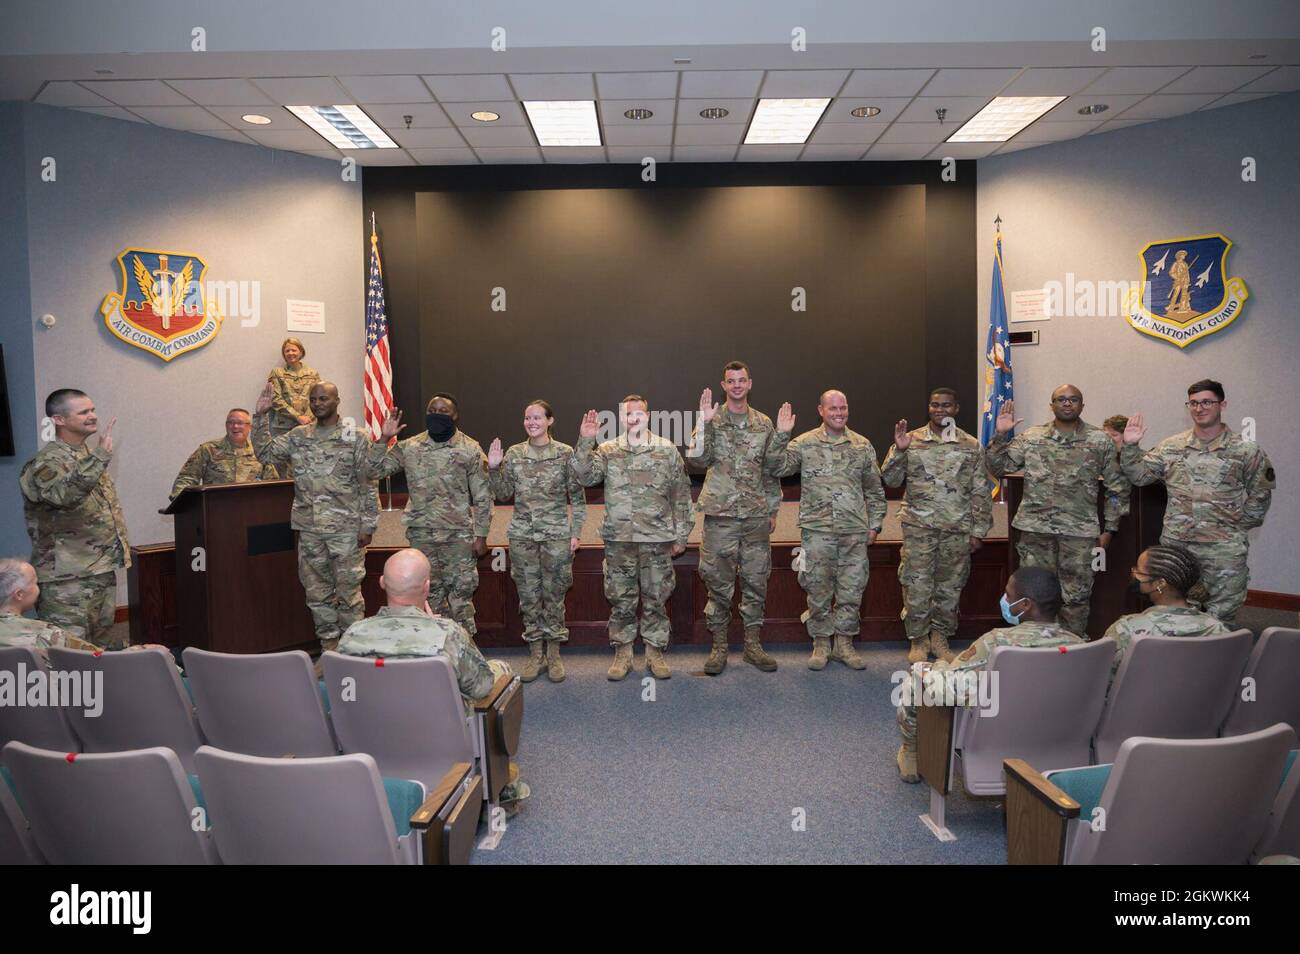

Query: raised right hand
left=699, top=388, right=718, bottom=424
left=579, top=409, right=599, bottom=439
left=994, top=399, right=1022, bottom=435
left=97, top=417, right=116, bottom=453
left=255, top=382, right=274, bottom=416
left=894, top=419, right=911, bottom=450
left=1123, top=412, right=1146, bottom=446
left=776, top=402, right=796, bottom=434
left=487, top=438, right=504, bottom=469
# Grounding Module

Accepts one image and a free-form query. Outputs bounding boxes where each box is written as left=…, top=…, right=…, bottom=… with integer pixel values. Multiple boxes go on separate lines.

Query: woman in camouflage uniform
left=265, top=337, right=321, bottom=477
left=487, top=400, right=586, bottom=684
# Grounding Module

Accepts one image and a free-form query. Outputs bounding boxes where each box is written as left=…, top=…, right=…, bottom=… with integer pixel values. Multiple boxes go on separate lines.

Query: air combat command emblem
left=100, top=247, right=224, bottom=361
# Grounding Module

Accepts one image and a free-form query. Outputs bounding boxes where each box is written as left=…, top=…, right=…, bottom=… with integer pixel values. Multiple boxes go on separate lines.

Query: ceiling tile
left=407, top=147, right=479, bottom=165
left=192, top=129, right=256, bottom=144
left=1080, top=67, right=1192, bottom=95
left=165, top=79, right=274, bottom=106
left=808, top=122, right=884, bottom=145
left=72, top=106, right=146, bottom=123
left=460, top=125, right=537, bottom=148
left=35, top=82, right=112, bottom=107
left=599, top=99, right=676, bottom=125
left=204, top=105, right=302, bottom=129
left=603, top=124, right=673, bottom=146
left=1236, top=65, right=1300, bottom=93
left=80, top=80, right=191, bottom=107
left=1115, top=93, right=1222, bottom=119
left=422, top=74, right=515, bottom=101
left=473, top=146, right=543, bottom=164
left=863, top=143, right=932, bottom=160
left=542, top=146, right=606, bottom=163
left=926, top=142, right=1000, bottom=159
left=1000, top=67, right=1106, bottom=96
left=671, top=145, right=737, bottom=162
left=876, top=123, right=951, bottom=144
left=1013, top=120, right=1100, bottom=142
left=443, top=101, right=527, bottom=126
left=759, top=70, right=849, bottom=98
left=1200, top=91, right=1279, bottom=110
left=243, top=129, right=335, bottom=150
left=922, top=68, right=1020, bottom=96
left=339, top=149, right=415, bottom=166
left=128, top=106, right=230, bottom=131
left=595, top=72, right=679, bottom=99
left=678, top=71, right=764, bottom=98
left=392, top=127, right=468, bottom=148
left=823, top=97, right=912, bottom=124
left=1041, top=93, right=1146, bottom=120
left=899, top=96, right=989, bottom=124
left=250, top=77, right=351, bottom=105
left=510, top=73, right=595, bottom=100
left=606, top=146, right=671, bottom=163
left=674, top=124, right=745, bottom=146
left=736, top=144, right=804, bottom=161
left=800, top=144, right=868, bottom=161
left=675, top=99, right=755, bottom=124
left=364, top=103, right=452, bottom=128
left=337, top=75, right=434, bottom=103
left=840, top=69, right=935, bottom=98
left=1157, top=65, right=1274, bottom=94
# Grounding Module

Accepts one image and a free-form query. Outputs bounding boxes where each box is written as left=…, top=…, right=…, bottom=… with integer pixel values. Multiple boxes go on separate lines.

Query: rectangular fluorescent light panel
left=287, top=105, right=398, bottom=149
left=744, top=98, right=831, bottom=144
left=523, top=100, right=601, bottom=146
left=946, top=96, right=1067, bottom=142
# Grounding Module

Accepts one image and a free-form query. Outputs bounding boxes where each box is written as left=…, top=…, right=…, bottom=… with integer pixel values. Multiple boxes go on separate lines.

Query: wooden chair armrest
left=411, top=762, right=480, bottom=866
left=917, top=703, right=956, bottom=795
left=473, top=674, right=513, bottom=712
left=1004, top=758, right=1080, bottom=865
left=410, top=762, right=473, bottom=830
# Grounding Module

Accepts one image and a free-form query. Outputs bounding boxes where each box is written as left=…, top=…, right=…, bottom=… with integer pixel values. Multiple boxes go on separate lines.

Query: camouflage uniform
left=337, top=604, right=496, bottom=701
left=0, top=613, right=99, bottom=655
left=488, top=440, right=587, bottom=643
left=572, top=432, right=692, bottom=648
left=882, top=425, right=992, bottom=644
left=767, top=425, right=887, bottom=640
left=1120, top=428, right=1274, bottom=623
left=896, top=620, right=1083, bottom=746
left=253, top=414, right=382, bottom=646
left=265, top=364, right=321, bottom=477
left=369, top=431, right=492, bottom=638
left=987, top=421, right=1129, bottom=636
left=19, top=440, right=131, bottom=648
left=169, top=437, right=274, bottom=499
left=688, top=408, right=781, bottom=636
left=1102, top=604, right=1231, bottom=683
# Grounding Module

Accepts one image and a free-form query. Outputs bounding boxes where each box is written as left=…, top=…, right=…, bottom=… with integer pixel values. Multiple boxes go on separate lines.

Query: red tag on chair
left=1058, top=646, right=1068, bottom=653
left=93, top=651, right=104, bottom=657
left=65, top=753, right=77, bottom=763
left=375, top=658, right=385, bottom=667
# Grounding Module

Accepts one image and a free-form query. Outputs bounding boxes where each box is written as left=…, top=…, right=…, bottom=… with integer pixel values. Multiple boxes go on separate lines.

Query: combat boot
left=703, top=631, right=728, bottom=676
left=896, top=743, right=920, bottom=783
left=520, top=640, right=547, bottom=683
left=314, top=638, right=339, bottom=679
left=807, top=636, right=831, bottom=670
left=742, top=626, right=778, bottom=672
left=907, top=633, right=931, bottom=664
left=832, top=634, right=867, bottom=670
left=644, top=644, right=672, bottom=679
left=545, top=640, right=565, bottom=683
left=929, top=630, right=955, bottom=663
left=606, top=642, right=634, bottom=681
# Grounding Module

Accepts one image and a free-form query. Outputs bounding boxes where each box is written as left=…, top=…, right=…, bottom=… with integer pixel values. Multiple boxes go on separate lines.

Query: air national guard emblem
left=1123, top=233, right=1247, bottom=348
left=100, top=248, right=224, bottom=361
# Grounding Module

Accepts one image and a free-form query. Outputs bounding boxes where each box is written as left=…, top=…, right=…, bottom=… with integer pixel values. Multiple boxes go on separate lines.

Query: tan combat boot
left=520, top=640, right=547, bottom=683
left=545, top=640, right=565, bottom=683
left=907, top=633, right=931, bottom=664
left=742, top=626, right=778, bottom=672
left=807, top=636, right=831, bottom=670
left=897, top=743, right=920, bottom=783
left=607, top=642, right=634, bottom=681
left=929, top=630, right=955, bottom=663
left=832, top=634, right=867, bottom=670
left=645, top=644, right=672, bottom=679
left=703, top=631, right=729, bottom=676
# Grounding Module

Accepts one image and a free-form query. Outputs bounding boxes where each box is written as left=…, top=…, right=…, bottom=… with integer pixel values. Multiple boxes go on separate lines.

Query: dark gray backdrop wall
left=363, top=161, right=976, bottom=459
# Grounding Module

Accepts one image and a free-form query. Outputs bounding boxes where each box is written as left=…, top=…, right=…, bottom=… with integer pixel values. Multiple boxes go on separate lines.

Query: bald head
left=817, top=389, right=849, bottom=435
left=308, top=382, right=341, bottom=424
left=381, top=548, right=431, bottom=605
left=0, top=558, right=39, bottom=613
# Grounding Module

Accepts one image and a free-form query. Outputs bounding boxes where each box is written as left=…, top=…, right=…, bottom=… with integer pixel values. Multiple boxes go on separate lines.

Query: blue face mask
left=1000, top=594, right=1027, bottom=625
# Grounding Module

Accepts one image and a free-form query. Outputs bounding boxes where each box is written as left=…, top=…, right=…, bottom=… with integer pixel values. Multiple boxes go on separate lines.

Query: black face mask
left=1127, top=579, right=1146, bottom=595
left=426, top=413, right=456, bottom=442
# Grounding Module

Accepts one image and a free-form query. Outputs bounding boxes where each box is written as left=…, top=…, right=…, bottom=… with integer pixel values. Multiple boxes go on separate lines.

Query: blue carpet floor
left=473, top=641, right=1008, bottom=864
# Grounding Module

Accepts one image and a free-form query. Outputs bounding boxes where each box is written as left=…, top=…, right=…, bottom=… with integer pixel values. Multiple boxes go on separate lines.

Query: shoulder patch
left=958, top=645, right=978, bottom=661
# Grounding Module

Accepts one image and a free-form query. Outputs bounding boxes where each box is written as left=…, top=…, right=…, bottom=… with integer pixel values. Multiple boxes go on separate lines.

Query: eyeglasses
left=927, top=402, right=957, bottom=410
left=1051, top=396, right=1081, bottom=405
left=1185, top=399, right=1221, bottom=409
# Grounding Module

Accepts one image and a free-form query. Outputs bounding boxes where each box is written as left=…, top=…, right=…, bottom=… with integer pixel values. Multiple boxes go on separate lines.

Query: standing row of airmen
left=13, top=351, right=1275, bottom=682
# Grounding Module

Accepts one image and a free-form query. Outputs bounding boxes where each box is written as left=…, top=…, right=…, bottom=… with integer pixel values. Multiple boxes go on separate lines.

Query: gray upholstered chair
left=1253, top=750, right=1300, bottom=862
left=0, top=646, right=80, bottom=753
left=0, top=765, right=45, bottom=864
left=1222, top=627, right=1300, bottom=737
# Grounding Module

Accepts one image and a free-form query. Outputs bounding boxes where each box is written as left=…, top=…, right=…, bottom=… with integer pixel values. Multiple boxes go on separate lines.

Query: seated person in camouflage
left=1103, top=544, right=1231, bottom=686
left=895, top=566, right=1083, bottom=783
left=169, top=408, right=275, bottom=499
left=336, top=549, right=529, bottom=808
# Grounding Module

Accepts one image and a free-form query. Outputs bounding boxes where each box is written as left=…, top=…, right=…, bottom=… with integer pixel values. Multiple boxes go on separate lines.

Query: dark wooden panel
left=127, top=543, right=178, bottom=647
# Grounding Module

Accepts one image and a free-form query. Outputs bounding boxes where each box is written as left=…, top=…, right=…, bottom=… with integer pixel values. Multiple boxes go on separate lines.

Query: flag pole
left=370, top=210, right=394, bottom=511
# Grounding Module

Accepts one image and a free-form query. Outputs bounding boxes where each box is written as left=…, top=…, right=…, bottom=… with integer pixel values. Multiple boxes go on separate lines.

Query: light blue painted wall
left=977, top=91, right=1300, bottom=594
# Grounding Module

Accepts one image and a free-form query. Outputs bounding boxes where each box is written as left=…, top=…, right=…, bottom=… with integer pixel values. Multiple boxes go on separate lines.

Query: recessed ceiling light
left=744, top=98, right=831, bottom=144
left=1076, top=103, right=1108, bottom=116
left=698, top=106, right=730, bottom=120
left=947, top=96, right=1067, bottom=142
left=471, top=110, right=500, bottom=122
left=623, top=107, right=654, bottom=120
left=286, top=105, right=398, bottom=149
left=241, top=114, right=272, bottom=125
left=523, top=100, right=601, bottom=146
left=850, top=106, right=882, bottom=118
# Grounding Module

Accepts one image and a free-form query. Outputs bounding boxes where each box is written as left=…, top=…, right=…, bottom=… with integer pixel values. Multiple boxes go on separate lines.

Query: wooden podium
left=162, top=480, right=317, bottom=654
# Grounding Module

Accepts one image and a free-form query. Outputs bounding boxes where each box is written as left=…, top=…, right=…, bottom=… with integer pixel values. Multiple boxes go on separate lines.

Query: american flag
left=363, top=223, right=393, bottom=441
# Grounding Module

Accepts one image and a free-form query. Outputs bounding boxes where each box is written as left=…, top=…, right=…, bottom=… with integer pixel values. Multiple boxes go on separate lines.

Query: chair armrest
left=411, top=761, right=480, bottom=865
left=475, top=677, right=524, bottom=801
left=1004, top=758, right=1080, bottom=865
left=917, top=703, right=956, bottom=796
left=473, top=674, right=513, bottom=712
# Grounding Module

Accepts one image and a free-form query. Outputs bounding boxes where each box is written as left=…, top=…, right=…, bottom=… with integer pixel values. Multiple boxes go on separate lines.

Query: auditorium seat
left=916, top=639, right=1114, bottom=841
left=2, top=741, right=219, bottom=864
left=1222, top=627, right=1300, bottom=737
left=1004, top=724, right=1295, bottom=864
left=194, top=746, right=480, bottom=864
left=182, top=647, right=338, bottom=757
left=46, top=646, right=205, bottom=773
left=0, top=765, right=44, bottom=864
left=320, top=652, right=523, bottom=806
left=1093, top=630, right=1252, bottom=763
left=1253, top=750, right=1300, bottom=862
left=0, top=646, right=81, bottom=753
